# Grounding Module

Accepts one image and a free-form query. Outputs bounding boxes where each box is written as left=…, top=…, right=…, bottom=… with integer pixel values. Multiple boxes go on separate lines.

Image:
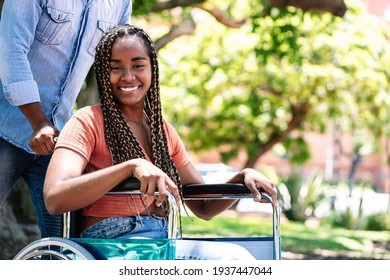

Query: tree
left=156, top=0, right=390, bottom=168
left=133, top=0, right=347, bottom=50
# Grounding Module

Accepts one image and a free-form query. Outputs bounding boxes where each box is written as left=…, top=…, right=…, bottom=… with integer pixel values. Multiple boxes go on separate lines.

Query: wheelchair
left=14, top=179, right=281, bottom=260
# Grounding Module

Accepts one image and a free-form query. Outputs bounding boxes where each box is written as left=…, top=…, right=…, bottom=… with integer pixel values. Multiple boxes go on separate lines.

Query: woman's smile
left=118, top=85, right=141, bottom=94
left=120, top=86, right=139, bottom=92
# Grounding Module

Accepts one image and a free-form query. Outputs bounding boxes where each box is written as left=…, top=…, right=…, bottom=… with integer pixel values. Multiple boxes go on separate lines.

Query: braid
left=94, top=25, right=185, bottom=226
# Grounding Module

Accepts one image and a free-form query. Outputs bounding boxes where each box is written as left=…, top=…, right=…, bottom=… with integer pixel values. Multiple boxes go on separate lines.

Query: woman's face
left=109, top=36, right=152, bottom=108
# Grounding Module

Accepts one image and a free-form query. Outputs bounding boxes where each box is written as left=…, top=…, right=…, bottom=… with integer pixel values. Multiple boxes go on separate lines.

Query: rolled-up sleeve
left=3, top=80, right=40, bottom=106
left=0, top=0, right=42, bottom=106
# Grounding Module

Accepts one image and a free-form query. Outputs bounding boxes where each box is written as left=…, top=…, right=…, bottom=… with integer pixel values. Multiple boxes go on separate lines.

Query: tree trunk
left=245, top=102, right=310, bottom=168
left=269, top=0, right=347, bottom=17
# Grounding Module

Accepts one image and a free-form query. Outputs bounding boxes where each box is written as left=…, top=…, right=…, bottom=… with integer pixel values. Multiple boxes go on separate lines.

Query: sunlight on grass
left=333, top=236, right=363, bottom=251
left=182, top=215, right=273, bottom=237
left=181, top=214, right=390, bottom=258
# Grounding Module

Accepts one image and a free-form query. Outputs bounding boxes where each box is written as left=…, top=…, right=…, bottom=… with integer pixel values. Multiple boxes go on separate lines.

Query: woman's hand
left=235, top=168, right=278, bottom=208
left=130, top=159, right=181, bottom=207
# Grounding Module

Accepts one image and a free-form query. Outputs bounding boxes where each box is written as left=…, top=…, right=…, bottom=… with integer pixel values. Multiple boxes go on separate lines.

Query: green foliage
left=362, top=212, right=390, bottom=231
left=278, top=136, right=311, bottom=165
left=251, top=0, right=390, bottom=138
left=252, top=5, right=308, bottom=65
left=324, top=208, right=363, bottom=230
left=277, top=169, right=330, bottom=222
left=324, top=209, right=390, bottom=231
left=132, top=0, right=158, bottom=16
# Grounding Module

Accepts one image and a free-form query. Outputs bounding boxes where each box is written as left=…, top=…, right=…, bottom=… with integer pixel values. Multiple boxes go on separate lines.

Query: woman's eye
left=110, top=65, right=121, bottom=70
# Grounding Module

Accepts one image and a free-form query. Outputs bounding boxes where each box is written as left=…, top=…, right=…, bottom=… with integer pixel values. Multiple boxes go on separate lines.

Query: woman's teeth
left=120, top=86, right=138, bottom=92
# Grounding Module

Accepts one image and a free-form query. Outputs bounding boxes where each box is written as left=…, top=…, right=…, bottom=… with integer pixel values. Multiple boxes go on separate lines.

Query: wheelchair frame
left=14, top=182, right=281, bottom=260
left=182, top=183, right=281, bottom=260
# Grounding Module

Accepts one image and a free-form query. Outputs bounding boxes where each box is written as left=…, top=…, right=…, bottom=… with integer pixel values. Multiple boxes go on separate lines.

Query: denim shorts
left=80, top=214, right=168, bottom=239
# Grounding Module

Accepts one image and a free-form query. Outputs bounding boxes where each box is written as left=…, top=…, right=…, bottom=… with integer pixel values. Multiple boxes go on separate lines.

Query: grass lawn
left=180, top=212, right=390, bottom=260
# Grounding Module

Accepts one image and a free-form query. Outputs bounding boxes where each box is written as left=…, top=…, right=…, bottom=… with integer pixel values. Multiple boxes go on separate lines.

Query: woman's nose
left=122, top=68, right=135, bottom=80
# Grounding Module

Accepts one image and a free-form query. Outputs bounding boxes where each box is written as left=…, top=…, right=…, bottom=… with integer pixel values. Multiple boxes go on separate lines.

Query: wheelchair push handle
left=182, top=183, right=276, bottom=209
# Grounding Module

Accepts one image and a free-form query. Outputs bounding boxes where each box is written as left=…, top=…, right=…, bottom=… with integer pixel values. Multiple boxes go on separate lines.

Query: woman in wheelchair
left=43, top=24, right=277, bottom=260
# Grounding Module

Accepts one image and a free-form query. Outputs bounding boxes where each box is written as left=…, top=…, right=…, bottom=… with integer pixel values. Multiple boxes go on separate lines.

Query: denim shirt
left=0, top=0, right=132, bottom=153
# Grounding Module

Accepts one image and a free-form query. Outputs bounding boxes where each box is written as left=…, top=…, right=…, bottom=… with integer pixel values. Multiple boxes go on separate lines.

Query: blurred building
left=364, top=0, right=390, bottom=22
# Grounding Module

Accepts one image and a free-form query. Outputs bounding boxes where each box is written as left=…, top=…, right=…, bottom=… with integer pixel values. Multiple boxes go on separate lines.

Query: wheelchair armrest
left=183, top=183, right=268, bottom=200
left=182, top=183, right=277, bottom=211
left=110, top=177, right=141, bottom=192
left=183, top=183, right=265, bottom=196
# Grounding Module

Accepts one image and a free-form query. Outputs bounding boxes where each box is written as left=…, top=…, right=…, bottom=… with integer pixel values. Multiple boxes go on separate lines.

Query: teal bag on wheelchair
left=70, top=238, right=176, bottom=260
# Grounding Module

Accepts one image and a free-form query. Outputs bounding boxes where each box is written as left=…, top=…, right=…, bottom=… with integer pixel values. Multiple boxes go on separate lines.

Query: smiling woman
left=42, top=24, right=277, bottom=260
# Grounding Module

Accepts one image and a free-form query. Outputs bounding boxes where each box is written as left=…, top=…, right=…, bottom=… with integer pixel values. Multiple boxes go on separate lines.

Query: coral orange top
left=55, top=104, right=190, bottom=217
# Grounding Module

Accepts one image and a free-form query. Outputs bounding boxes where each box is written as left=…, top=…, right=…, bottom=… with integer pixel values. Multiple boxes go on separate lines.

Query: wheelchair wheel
left=14, top=237, right=96, bottom=260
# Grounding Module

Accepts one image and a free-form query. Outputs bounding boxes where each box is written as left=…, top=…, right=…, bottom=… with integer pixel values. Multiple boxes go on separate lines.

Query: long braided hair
left=94, top=24, right=183, bottom=215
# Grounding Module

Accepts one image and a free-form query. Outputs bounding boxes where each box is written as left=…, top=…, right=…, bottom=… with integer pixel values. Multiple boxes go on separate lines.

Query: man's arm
left=0, top=0, right=58, bottom=154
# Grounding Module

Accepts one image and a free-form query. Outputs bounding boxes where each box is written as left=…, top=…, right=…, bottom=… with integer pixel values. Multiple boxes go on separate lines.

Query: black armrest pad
left=183, top=183, right=264, bottom=195
left=110, top=177, right=141, bottom=192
